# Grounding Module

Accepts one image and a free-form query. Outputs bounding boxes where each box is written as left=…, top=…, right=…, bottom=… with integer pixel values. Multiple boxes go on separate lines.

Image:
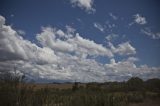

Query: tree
left=127, top=77, right=143, bottom=91
left=145, top=78, right=160, bottom=92
left=72, top=82, right=79, bottom=91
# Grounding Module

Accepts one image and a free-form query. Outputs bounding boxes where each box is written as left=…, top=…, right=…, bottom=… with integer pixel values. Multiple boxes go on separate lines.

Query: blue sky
left=0, top=0, right=160, bottom=82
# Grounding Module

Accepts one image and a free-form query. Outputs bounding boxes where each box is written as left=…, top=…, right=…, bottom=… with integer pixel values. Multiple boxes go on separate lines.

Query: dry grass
left=26, top=83, right=86, bottom=90
left=129, top=98, right=160, bottom=106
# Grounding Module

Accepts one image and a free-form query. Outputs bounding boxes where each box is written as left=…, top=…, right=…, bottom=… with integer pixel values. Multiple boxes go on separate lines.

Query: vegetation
left=0, top=71, right=160, bottom=106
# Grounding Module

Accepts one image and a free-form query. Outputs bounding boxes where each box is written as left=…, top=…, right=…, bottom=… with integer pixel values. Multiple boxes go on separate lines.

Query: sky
left=0, top=0, right=160, bottom=82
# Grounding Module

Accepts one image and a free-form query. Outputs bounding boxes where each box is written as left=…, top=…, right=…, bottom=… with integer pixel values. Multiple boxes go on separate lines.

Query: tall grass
left=0, top=72, right=160, bottom=106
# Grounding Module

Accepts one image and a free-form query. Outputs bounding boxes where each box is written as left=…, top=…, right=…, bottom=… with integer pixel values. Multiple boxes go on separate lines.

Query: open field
left=20, top=83, right=160, bottom=106
left=0, top=75, right=160, bottom=106
left=27, top=83, right=86, bottom=90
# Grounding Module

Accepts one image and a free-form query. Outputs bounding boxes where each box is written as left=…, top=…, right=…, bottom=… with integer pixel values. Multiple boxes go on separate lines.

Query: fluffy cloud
left=36, top=26, right=113, bottom=57
left=108, top=42, right=136, bottom=56
left=69, top=0, right=95, bottom=13
left=0, top=16, right=5, bottom=28
left=127, top=57, right=139, bottom=63
left=36, top=27, right=74, bottom=53
left=141, top=28, right=160, bottom=39
left=105, top=58, right=160, bottom=81
left=1, top=57, right=159, bottom=82
left=134, top=14, right=147, bottom=25
left=0, top=15, right=113, bottom=82
left=0, top=16, right=57, bottom=64
left=65, top=25, right=76, bottom=34
left=0, top=15, right=160, bottom=82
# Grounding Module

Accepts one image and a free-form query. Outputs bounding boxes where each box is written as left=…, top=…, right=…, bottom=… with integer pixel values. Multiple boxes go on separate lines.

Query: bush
left=127, top=77, right=144, bottom=91
left=127, top=92, right=144, bottom=103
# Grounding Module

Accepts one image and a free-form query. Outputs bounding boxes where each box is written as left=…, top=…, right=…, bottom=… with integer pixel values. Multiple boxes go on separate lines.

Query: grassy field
left=25, top=84, right=160, bottom=106
left=28, top=83, right=86, bottom=90
left=0, top=74, right=160, bottom=106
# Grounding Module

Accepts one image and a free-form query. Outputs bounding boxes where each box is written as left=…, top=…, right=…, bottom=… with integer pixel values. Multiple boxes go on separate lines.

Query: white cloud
left=105, top=33, right=119, bottom=41
left=68, top=33, right=113, bottom=57
left=133, top=14, right=147, bottom=25
left=127, top=57, right=139, bottom=63
left=108, top=42, right=136, bottom=56
left=105, top=58, right=160, bottom=81
left=36, top=26, right=113, bottom=57
left=17, top=29, right=26, bottom=35
left=65, top=25, right=76, bottom=34
left=0, top=15, right=5, bottom=28
left=69, top=0, right=95, bottom=13
left=1, top=56, right=160, bottom=82
left=110, top=58, right=116, bottom=64
left=56, top=29, right=65, bottom=37
left=0, top=15, right=160, bottom=82
left=141, top=28, right=160, bottom=39
left=0, top=16, right=57, bottom=64
left=36, top=27, right=75, bottom=53
left=93, top=22, right=105, bottom=32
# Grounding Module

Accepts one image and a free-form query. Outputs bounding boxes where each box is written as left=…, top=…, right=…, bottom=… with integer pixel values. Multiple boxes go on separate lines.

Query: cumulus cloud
left=68, top=33, right=113, bottom=57
left=108, top=42, right=136, bottom=56
left=127, top=57, right=139, bottom=63
left=1, top=57, right=159, bottom=82
left=56, top=29, right=65, bottom=37
left=0, top=15, right=113, bottom=82
left=0, top=16, right=57, bottom=64
left=36, top=27, right=74, bottom=53
left=105, top=58, right=160, bottom=81
left=141, top=28, right=160, bottom=39
left=36, top=26, right=113, bottom=57
left=65, top=25, right=76, bottom=34
left=133, top=14, right=147, bottom=25
left=69, top=0, right=95, bottom=13
left=0, top=16, right=5, bottom=28
left=0, top=15, right=160, bottom=82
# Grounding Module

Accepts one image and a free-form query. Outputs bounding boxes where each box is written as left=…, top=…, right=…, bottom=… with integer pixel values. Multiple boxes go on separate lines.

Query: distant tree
left=72, top=82, right=78, bottom=91
left=127, top=77, right=144, bottom=91
left=145, top=78, right=160, bottom=92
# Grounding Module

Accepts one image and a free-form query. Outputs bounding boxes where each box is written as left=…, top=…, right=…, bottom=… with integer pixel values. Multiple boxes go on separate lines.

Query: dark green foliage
left=145, top=78, right=160, bottom=92
left=127, top=77, right=144, bottom=91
